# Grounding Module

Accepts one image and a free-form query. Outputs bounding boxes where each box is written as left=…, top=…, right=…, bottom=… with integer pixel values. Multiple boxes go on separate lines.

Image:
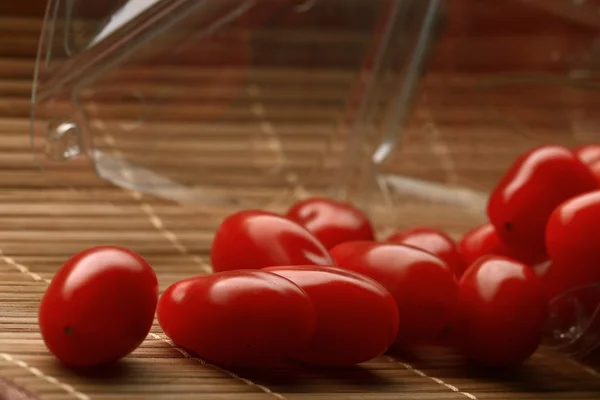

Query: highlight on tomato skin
left=544, top=190, right=600, bottom=306
left=330, top=241, right=460, bottom=350
left=487, top=145, right=597, bottom=266
left=573, top=144, right=600, bottom=185
left=456, top=255, right=548, bottom=368
left=264, top=265, right=399, bottom=366
left=458, top=223, right=507, bottom=265
left=157, top=270, right=317, bottom=368
left=387, top=227, right=467, bottom=278
left=38, top=246, right=159, bottom=367
left=546, top=190, right=600, bottom=273
left=210, top=209, right=334, bottom=273
left=285, top=197, right=375, bottom=250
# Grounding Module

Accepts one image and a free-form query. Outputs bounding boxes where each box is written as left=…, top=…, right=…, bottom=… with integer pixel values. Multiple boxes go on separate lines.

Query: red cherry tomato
left=545, top=190, right=600, bottom=299
left=487, top=145, right=597, bottom=264
left=573, top=144, right=600, bottom=185
left=457, top=255, right=548, bottom=367
left=531, top=260, right=553, bottom=279
left=38, top=246, right=158, bottom=367
left=458, top=223, right=512, bottom=265
left=264, top=265, right=399, bottom=366
left=387, top=227, right=466, bottom=278
left=211, top=210, right=333, bottom=272
left=157, top=270, right=316, bottom=368
left=286, top=197, right=375, bottom=250
left=458, top=223, right=547, bottom=267
left=535, top=259, right=600, bottom=348
left=330, top=242, right=459, bottom=348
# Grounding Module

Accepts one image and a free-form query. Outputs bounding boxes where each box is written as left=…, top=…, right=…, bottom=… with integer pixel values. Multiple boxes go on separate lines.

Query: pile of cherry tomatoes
left=38, top=144, right=600, bottom=370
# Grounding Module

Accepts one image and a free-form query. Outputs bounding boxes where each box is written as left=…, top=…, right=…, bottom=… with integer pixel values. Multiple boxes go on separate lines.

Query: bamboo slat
left=1, top=2, right=600, bottom=400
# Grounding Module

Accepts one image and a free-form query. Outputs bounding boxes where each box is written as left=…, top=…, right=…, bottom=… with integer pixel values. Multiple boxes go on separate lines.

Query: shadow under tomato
left=231, top=362, right=394, bottom=391
left=461, top=356, right=600, bottom=393
left=386, top=345, right=599, bottom=393
left=581, top=346, right=600, bottom=370
left=58, top=359, right=134, bottom=382
left=386, top=344, right=463, bottom=364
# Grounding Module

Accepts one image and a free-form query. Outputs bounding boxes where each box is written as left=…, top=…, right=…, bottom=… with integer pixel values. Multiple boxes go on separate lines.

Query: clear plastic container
left=31, top=0, right=442, bottom=210
left=32, top=0, right=600, bottom=358
left=369, top=0, right=600, bottom=358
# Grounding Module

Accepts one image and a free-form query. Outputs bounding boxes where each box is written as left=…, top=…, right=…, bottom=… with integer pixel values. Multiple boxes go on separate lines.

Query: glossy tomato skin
left=387, top=227, right=466, bottom=278
left=545, top=191, right=600, bottom=299
left=38, top=246, right=158, bottom=367
left=210, top=210, right=333, bottom=272
left=534, top=260, right=599, bottom=342
left=487, top=145, right=597, bottom=265
left=286, top=197, right=375, bottom=250
left=157, top=270, right=316, bottom=368
left=264, top=265, right=399, bottom=366
left=573, top=144, right=600, bottom=185
left=330, top=242, right=459, bottom=348
left=459, top=223, right=548, bottom=267
left=457, top=256, right=548, bottom=367
left=458, top=223, right=518, bottom=266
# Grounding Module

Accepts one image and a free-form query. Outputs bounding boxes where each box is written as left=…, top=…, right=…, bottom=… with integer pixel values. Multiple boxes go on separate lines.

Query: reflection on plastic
left=544, top=282, right=600, bottom=358
left=93, top=150, right=238, bottom=205
left=45, top=121, right=82, bottom=161
left=89, top=0, right=162, bottom=47
left=382, top=174, right=488, bottom=212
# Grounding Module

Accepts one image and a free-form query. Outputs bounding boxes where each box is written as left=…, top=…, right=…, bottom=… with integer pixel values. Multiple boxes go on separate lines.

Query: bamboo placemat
left=2, top=6, right=600, bottom=400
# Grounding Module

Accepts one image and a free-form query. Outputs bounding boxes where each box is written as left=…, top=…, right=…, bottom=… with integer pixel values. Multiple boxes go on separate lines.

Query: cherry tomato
left=573, top=144, right=600, bottom=185
left=457, top=255, right=548, bottom=367
left=487, top=145, right=597, bottom=264
left=158, top=270, right=316, bottom=367
left=458, top=223, right=513, bottom=266
left=387, top=227, right=466, bottom=278
left=531, top=260, right=553, bottom=279
left=286, top=197, right=375, bottom=250
left=38, top=246, right=158, bottom=367
left=458, top=223, right=548, bottom=267
left=330, top=241, right=459, bottom=348
left=211, top=210, right=333, bottom=272
left=545, top=191, right=600, bottom=299
left=264, top=265, right=399, bottom=366
left=535, top=259, right=600, bottom=348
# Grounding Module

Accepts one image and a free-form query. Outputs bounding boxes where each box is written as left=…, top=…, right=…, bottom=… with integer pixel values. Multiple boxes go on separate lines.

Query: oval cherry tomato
left=459, top=223, right=548, bottom=267
left=38, top=246, right=158, bottom=367
left=457, top=255, right=548, bottom=367
left=211, top=210, right=333, bottom=272
left=264, top=265, right=399, bottom=366
left=487, top=145, right=597, bottom=264
left=573, top=144, right=600, bottom=185
left=545, top=191, right=600, bottom=299
left=330, top=242, right=459, bottom=348
left=157, top=270, right=316, bottom=368
left=387, top=227, right=466, bottom=278
left=535, top=259, right=600, bottom=349
left=458, top=223, right=513, bottom=266
left=286, top=197, right=375, bottom=250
